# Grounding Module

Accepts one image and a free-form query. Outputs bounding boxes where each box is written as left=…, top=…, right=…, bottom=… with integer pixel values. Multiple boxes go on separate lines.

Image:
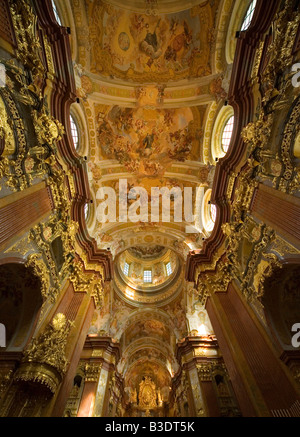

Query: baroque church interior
left=0, top=0, right=300, bottom=418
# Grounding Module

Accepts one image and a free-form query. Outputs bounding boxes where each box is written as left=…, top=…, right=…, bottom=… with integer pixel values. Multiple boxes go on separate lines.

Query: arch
left=225, top=0, right=256, bottom=65
left=0, top=262, right=43, bottom=350
left=69, top=103, right=89, bottom=157
left=262, top=263, right=300, bottom=350
left=52, top=0, right=78, bottom=61
left=213, top=0, right=236, bottom=74
left=201, top=188, right=217, bottom=235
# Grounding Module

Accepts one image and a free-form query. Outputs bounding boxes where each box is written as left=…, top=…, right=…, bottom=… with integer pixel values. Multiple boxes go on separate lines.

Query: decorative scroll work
left=9, top=0, right=45, bottom=90
left=70, top=260, right=104, bottom=310
left=15, top=314, right=71, bottom=393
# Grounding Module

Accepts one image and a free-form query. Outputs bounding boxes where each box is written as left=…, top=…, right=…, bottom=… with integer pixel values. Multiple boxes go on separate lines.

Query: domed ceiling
left=68, top=0, right=234, bottom=404
left=114, top=245, right=181, bottom=305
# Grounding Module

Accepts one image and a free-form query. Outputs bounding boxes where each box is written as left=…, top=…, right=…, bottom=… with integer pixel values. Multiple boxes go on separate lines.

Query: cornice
left=33, top=0, right=113, bottom=280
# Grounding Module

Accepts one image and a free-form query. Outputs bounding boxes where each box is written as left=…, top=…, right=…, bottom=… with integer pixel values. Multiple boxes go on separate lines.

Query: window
left=202, top=189, right=216, bottom=234
left=210, top=204, right=217, bottom=224
left=84, top=203, right=89, bottom=221
left=221, top=116, right=234, bottom=153
left=70, top=114, right=79, bottom=150
left=123, top=262, right=129, bottom=276
left=241, top=0, right=257, bottom=32
left=143, top=270, right=152, bottom=283
left=166, top=262, right=172, bottom=276
left=51, top=0, right=62, bottom=25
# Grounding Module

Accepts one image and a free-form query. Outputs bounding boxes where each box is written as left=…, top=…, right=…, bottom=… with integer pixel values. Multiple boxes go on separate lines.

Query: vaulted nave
left=0, top=0, right=300, bottom=417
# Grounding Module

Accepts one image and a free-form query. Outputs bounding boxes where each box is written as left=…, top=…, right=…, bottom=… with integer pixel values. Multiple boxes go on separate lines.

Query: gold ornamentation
left=270, top=235, right=300, bottom=257
left=43, top=35, right=55, bottom=78
left=92, top=349, right=104, bottom=358
left=84, top=363, right=102, bottom=382
left=9, top=0, right=45, bottom=92
left=31, top=108, right=64, bottom=147
left=91, top=282, right=104, bottom=310
left=4, top=235, right=31, bottom=256
left=22, top=313, right=70, bottom=372
left=14, top=314, right=71, bottom=393
left=197, top=363, right=212, bottom=382
left=278, top=97, right=300, bottom=193
left=138, top=376, right=157, bottom=410
left=197, top=261, right=233, bottom=306
left=25, top=253, right=58, bottom=303
left=226, top=173, right=236, bottom=201
left=0, top=369, right=13, bottom=401
left=253, top=253, right=282, bottom=298
left=0, top=87, right=28, bottom=192
left=69, top=260, right=104, bottom=309
left=0, top=95, right=15, bottom=157
left=14, top=362, right=62, bottom=394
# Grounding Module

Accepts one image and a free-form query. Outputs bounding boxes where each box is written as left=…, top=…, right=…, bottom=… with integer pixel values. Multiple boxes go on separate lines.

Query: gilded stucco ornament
left=242, top=0, right=300, bottom=193
left=25, top=253, right=57, bottom=302
left=197, top=260, right=233, bottom=306
left=138, top=376, right=158, bottom=410
left=252, top=253, right=282, bottom=299
left=70, top=260, right=104, bottom=310
left=197, top=363, right=213, bottom=382
left=15, top=314, right=71, bottom=393
left=0, top=96, right=15, bottom=157
left=84, top=363, right=102, bottom=382
left=221, top=210, right=279, bottom=302
left=278, top=97, right=300, bottom=193
left=0, top=87, right=28, bottom=192
left=32, top=108, right=65, bottom=147
left=9, top=0, right=45, bottom=91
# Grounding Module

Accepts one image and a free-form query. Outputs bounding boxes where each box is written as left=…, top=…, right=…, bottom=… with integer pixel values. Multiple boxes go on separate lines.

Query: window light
left=241, top=0, right=257, bottom=32
left=143, top=270, right=152, bottom=283
left=221, top=116, right=234, bottom=153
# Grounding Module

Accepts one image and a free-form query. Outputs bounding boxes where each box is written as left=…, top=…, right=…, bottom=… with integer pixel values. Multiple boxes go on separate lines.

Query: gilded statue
left=138, top=376, right=157, bottom=409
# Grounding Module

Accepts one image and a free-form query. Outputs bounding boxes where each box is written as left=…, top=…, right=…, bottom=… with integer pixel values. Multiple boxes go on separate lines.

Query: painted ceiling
left=86, top=1, right=216, bottom=82
left=70, top=0, right=234, bottom=401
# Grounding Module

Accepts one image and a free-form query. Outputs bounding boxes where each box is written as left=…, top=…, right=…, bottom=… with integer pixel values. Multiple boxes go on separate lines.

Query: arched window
left=123, top=262, right=130, bottom=276
left=70, top=114, right=79, bottom=150
left=211, top=106, right=234, bottom=160
left=241, top=0, right=257, bottom=32
left=221, top=115, right=234, bottom=154
left=202, top=189, right=216, bottom=234
left=210, top=203, right=217, bottom=224
left=84, top=203, right=89, bottom=221
left=51, top=0, right=62, bottom=25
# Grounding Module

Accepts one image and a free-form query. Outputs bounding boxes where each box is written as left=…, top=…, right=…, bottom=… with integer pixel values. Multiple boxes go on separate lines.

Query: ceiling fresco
left=96, top=105, right=198, bottom=177
left=87, top=1, right=217, bottom=82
